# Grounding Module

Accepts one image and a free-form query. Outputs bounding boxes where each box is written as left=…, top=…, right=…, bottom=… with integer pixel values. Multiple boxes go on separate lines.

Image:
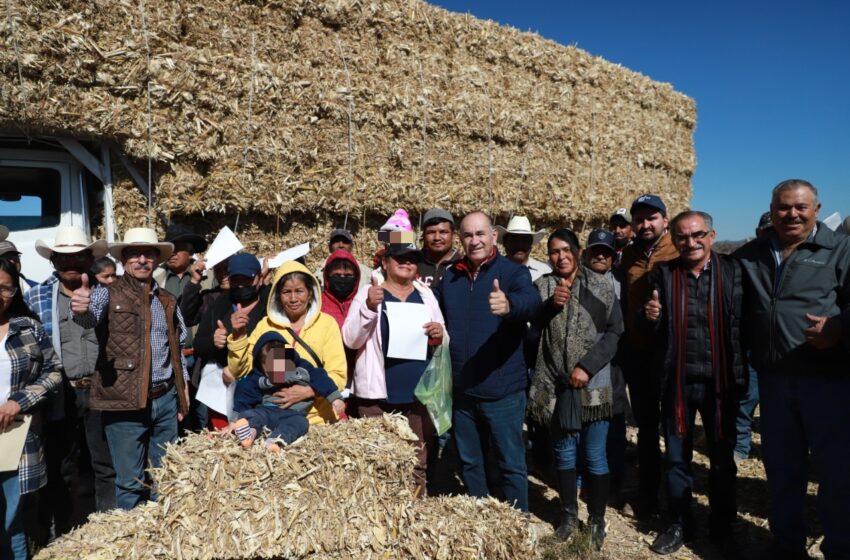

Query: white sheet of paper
left=196, top=363, right=237, bottom=422
left=268, top=242, right=311, bottom=269
left=384, top=301, right=431, bottom=361
left=0, top=415, right=32, bottom=472
left=205, top=226, right=244, bottom=268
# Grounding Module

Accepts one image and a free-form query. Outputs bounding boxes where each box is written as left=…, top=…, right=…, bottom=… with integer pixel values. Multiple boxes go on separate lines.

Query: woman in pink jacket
left=342, top=241, right=446, bottom=496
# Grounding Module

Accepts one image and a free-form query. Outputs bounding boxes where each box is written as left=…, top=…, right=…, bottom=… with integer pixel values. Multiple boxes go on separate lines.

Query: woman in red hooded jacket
left=321, top=250, right=362, bottom=396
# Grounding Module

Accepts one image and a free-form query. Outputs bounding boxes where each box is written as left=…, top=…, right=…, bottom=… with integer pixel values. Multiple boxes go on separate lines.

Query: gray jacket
left=735, top=222, right=850, bottom=376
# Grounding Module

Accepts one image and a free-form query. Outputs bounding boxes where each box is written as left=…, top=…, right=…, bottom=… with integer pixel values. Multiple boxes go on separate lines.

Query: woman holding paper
left=342, top=241, right=446, bottom=496
left=0, top=258, right=63, bottom=559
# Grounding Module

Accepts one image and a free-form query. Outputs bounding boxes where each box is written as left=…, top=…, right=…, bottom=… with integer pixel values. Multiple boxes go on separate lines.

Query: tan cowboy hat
left=35, top=226, right=108, bottom=260
left=495, top=216, right=546, bottom=244
left=108, top=228, right=174, bottom=263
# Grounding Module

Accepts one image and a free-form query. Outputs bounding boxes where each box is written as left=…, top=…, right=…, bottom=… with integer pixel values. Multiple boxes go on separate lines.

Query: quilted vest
left=91, top=274, right=188, bottom=414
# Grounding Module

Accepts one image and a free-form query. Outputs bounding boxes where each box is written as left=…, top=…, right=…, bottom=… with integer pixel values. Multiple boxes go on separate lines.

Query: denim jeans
left=553, top=420, right=610, bottom=474
left=759, top=372, right=850, bottom=558
left=662, top=380, right=736, bottom=528
left=239, top=406, right=309, bottom=444
left=1, top=470, right=28, bottom=560
left=453, top=390, right=528, bottom=512
left=734, top=366, right=759, bottom=459
left=103, top=385, right=179, bottom=510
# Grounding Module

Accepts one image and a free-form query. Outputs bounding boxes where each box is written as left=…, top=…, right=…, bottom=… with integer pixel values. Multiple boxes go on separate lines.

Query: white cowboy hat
left=495, top=216, right=546, bottom=244
left=35, top=226, right=108, bottom=260
left=108, top=228, right=174, bottom=263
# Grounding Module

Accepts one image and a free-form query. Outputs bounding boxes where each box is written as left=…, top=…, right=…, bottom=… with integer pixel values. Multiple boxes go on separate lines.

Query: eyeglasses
left=52, top=252, right=91, bottom=263
left=0, top=285, right=18, bottom=298
left=673, top=230, right=712, bottom=242
left=124, top=248, right=159, bottom=261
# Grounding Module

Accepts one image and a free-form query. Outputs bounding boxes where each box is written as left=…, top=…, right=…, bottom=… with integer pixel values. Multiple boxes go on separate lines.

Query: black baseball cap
left=384, top=242, right=423, bottom=262
left=422, top=208, right=455, bottom=228
left=586, top=229, right=616, bottom=251
left=329, top=228, right=353, bottom=243
left=757, top=212, right=772, bottom=231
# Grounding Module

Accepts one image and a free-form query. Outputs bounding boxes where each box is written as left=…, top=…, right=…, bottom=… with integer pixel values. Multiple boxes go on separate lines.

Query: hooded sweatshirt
left=227, top=261, right=346, bottom=425
left=233, top=331, right=343, bottom=414
left=321, top=250, right=362, bottom=328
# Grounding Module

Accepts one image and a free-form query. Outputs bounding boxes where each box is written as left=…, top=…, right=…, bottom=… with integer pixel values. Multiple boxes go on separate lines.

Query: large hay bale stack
left=1, top=0, right=695, bottom=264
left=35, top=415, right=537, bottom=559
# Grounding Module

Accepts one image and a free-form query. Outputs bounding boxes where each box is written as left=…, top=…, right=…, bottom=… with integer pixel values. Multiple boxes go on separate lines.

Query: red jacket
left=321, top=250, right=362, bottom=328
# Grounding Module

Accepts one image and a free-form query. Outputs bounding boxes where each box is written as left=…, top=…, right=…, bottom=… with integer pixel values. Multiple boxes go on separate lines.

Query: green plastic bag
left=414, top=342, right=453, bottom=436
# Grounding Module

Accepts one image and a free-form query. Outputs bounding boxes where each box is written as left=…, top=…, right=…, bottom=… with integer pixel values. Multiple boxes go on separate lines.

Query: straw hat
left=35, top=226, right=108, bottom=260
left=108, top=228, right=174, bottom=263
left=495, top=216, right=545, bottom=244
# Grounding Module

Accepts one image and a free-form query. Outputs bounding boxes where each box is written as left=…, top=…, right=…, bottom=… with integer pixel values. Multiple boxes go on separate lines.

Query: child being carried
left=231, top=331, right=345, bottom=452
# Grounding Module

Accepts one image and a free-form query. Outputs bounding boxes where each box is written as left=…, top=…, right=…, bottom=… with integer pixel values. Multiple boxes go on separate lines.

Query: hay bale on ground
left=35, top=415, right=536, bottom=560
left=1, top=0, right=695, bottom=253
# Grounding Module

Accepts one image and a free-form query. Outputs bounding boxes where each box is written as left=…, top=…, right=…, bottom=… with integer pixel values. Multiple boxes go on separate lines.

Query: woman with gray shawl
left=528, top=229, right=624, bottom=551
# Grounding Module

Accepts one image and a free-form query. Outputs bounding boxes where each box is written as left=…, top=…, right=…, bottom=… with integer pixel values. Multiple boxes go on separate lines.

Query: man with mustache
left=25, top=227, right=114, bottom=536
left=432, top=211, right=541, bottom=512
left=644, top=211, right=745, bottom=556
left=608, top=207, right=634, bottom=267
left=71, top=228, right=190, bottom=511
left=736, top=180, right=850, bottom=559
left=619, top=194, right=680, bottom=516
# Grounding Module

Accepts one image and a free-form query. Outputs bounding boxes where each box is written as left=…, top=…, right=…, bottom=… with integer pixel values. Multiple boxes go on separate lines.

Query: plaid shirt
left=4, top=316, right=64, bottom=494
left=76, top=282, right=188, bottom=384
left=22, top=274, right=59, bottom=344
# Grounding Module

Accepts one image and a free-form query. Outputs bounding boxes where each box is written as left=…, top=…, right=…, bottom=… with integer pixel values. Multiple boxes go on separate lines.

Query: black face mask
left=230, top=285, right=258, bottom=304
left=328, top=276, right=356, bottom=300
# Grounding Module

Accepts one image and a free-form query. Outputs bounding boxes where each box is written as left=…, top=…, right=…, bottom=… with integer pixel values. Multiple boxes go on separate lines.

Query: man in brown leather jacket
left=619, top=194, right=679, bottom=517
left=71, top=228, right=190, bottom=510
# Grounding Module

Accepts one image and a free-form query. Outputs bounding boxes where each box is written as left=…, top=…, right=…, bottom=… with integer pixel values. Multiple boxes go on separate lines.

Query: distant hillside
left=714, top=239, right=748, bottom=254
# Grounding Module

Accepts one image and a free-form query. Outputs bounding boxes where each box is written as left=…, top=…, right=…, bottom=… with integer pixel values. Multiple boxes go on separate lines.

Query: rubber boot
left=585, top=473, right=609, bottom=552
left=555, top=469, right=578, bottom=540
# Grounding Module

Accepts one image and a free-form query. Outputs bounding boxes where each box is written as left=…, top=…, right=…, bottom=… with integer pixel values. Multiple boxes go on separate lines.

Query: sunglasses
left=672, top=230, right=712, bottom=243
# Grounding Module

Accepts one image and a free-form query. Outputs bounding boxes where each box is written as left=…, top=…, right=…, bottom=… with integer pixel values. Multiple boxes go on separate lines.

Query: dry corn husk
left=35, top=415, right=536, bottom=560
left=1, top=0, right=694, bottom=261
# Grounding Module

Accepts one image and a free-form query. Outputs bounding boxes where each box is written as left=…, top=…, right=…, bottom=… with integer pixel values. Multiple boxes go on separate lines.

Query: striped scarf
left=670, top=251, right=729, bottom=439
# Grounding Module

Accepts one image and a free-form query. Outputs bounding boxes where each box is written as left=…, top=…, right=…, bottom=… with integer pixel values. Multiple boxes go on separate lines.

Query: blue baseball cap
left=228, top=253, right=261, bottom=278
left=630, top=194, right=667, bottom=217
left=586, top=229, right=616, bottom=251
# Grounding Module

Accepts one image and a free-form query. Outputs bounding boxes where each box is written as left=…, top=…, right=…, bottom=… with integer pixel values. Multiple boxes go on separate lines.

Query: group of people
left=1, top=178, right=849, bottom=560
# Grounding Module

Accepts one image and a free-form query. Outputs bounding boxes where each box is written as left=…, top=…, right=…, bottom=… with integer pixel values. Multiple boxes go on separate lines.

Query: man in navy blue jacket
left=432, top=211, right=541, bottom=511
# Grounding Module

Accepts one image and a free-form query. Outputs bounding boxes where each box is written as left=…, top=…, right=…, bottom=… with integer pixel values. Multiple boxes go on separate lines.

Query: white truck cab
left=0, top=136, right=127, bottom=284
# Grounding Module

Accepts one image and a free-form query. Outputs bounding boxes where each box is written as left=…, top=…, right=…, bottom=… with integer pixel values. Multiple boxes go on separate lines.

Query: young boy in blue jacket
left=231, top=331, right=345, bottom=451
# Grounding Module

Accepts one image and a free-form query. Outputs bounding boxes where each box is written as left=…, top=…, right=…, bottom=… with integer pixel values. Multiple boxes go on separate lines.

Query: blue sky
left=430, top=0, right=850, bottom=240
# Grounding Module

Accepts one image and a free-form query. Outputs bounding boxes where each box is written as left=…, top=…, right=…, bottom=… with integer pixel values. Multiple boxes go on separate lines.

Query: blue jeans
left=734, top=366, right=759, bottom=458
left=0, top=470, right=27, bottom=560
left=554, top=420, right=610, bottom=474
left=453, top=390, right=528, bottom=512
left=759, top=372, right=850, bottom=558
left=103, top=385, right=179, bottom=510
left=239, top=406, right=309, bottom=444
left=662, top=380, right=736, bottom=528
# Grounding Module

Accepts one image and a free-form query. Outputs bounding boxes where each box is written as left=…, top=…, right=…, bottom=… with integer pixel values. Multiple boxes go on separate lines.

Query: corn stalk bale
left=1, top=0, right=695, bottom=245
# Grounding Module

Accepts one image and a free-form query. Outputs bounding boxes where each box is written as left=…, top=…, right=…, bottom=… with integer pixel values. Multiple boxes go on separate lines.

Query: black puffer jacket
left=646, top=253, right=747, bottom=400
left=734, top=223, right=850, bottom=376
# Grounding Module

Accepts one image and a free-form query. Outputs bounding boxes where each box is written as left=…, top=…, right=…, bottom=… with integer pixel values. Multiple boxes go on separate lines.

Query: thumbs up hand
left=366, top=276, right=384, bottom=312
left=230, top=303, right=250, bottom=339
left=213, top=319, right=228, bottom=349
left=70, top=273, right=92, bottom=315
left=645, top=289, right=662, bottom=322
left=489, top=278, right=511, bottom=317
left=552, top=277, right=572, bottom=309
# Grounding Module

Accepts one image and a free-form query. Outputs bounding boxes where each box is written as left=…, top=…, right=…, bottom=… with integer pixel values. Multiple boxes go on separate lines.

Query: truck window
left=0, top=166, right=62, bottom=231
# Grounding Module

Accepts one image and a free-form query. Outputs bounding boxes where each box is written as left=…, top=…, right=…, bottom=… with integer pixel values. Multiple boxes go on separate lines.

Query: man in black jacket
left=645, top=210, right=746, bottom=557
left=735, top=180, right=850, bottom=560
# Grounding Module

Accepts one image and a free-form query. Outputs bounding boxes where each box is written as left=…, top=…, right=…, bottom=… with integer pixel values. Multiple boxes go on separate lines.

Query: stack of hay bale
left=34, top=415, right=537, bottom=560
left=1, top=0, right=695, bottom=265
